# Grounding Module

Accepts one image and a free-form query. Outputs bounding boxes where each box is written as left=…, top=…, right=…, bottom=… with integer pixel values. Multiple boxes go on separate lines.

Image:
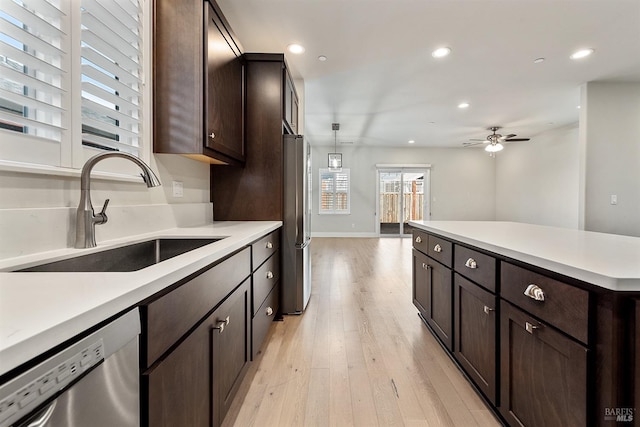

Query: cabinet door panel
left=145, top=317, right=210, bottom=427
left=412, top=249, right=430, bottom=315
left=212, top=279, right=250, bottom=427
left=500, top=301, right=587, bottom=427
left=204, top=2, right=244, bottom=161
left=454, top=273, right=497, bottom=404
left=429, top=260, right=453, bottom=350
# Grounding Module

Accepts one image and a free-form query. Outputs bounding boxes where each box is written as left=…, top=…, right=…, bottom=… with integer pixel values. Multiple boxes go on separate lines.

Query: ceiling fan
left=463, top=126, right=531, bottom=152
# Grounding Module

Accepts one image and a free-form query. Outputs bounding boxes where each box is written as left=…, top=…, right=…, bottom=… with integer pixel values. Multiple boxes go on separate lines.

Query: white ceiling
left=217, top=0, right=640, bottom=148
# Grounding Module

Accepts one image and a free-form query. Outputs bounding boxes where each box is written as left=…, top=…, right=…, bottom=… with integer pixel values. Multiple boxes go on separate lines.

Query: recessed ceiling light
left=577, top=105, right=581, bottom=109
left=408, top=140, right=415, bottom=144
left=458, top=102, right=470, bottom=109
left=318, top=55, right=327, bottom=61
left=570, top=48, right=594, bottom=60
left=534, top=57, right=545, bottom=64
left=432, top=47, right=451, bottom=58
left=287, top=44, right=305, bottom=54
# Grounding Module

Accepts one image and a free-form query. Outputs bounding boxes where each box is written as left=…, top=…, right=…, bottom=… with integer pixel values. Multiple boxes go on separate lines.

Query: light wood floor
left=222, top=238, right=501, bottom=427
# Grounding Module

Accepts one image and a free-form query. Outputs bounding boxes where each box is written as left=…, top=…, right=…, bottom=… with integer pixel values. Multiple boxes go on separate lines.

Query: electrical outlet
left=172, top=181, right=184, bottom=198
left=610, top=194, right=617, bottom=205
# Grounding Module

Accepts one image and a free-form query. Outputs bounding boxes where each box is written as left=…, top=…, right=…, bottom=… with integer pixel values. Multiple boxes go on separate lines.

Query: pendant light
left=328, top=123, right=342, bottom=171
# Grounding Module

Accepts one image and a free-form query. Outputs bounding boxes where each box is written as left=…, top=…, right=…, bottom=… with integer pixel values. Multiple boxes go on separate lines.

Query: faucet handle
left=96, top=198, right=110, bottom=224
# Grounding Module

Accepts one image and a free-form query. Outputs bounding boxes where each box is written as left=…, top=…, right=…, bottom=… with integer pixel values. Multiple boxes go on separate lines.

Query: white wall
left=580, top=82, right=640, bottom=237
left=0, top=154, right=211, bottom=258
left=495, top=124, right=580, bottom=228
left=311, top=145, right=496, bottom=236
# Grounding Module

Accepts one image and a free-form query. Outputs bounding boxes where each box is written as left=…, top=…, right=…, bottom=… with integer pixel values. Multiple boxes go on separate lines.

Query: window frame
left=319, top=167, right=350, bottom=215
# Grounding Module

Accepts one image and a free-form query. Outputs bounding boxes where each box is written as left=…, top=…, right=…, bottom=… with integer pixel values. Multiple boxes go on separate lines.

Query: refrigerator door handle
left=295, top=240, right=310, bottom=250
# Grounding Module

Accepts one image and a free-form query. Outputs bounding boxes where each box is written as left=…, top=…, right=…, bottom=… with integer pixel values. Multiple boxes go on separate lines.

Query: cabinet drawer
left=454, top=245, right=496, bottom=292
left=252, top=231, right=280, bottom=270
left=253, top=251, right=280, bottom=314
left=428, top=234, right=452, bottom=267
left=144, top=247, right=251, bottom=367
left=501, top=262, right=589, bottom=343
left=412, top=229, right=429, bottom=254
left=252, top=284, right=279, bottom=358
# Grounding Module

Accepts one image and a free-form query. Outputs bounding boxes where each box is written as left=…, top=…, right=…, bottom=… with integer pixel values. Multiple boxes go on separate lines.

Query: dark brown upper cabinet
left=154, top=0, right=245, bottom=165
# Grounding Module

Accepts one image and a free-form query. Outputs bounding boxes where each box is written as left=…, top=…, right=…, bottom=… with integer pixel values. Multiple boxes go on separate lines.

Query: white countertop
left=409, top=221, right=640, bottom=292
left=0, top=221, right=281, bottom=376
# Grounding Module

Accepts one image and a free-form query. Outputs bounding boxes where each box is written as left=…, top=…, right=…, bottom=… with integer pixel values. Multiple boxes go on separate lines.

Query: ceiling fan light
left=485, top=143, right=504, bottom=153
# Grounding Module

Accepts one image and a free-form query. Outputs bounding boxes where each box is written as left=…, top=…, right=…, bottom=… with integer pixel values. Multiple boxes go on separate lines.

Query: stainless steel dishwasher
left=0, top=308, right=140, bottom=427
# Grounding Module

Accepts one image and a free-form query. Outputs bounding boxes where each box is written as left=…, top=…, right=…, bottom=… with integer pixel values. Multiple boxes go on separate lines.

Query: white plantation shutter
left=319, top=168, right=350, bottom=214
left=0, top=0, right=67, bottom=143
left=80, top=0, right=142, bottom=155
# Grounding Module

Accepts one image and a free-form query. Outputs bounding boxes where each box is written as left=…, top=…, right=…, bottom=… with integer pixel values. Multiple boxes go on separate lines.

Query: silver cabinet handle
left=266, top=307, right=273, bottom=316
left=483, top=305, right=494, bottom=315
left=421, top=262, right=431, bottom=270
left=464, top=258, right=477, bottom=269
left=415, top=236, right=422, bottom=244
left=213, top=316, right=230, bottom=334
left=433, top=244, right=442, bottom=253
left=525, top=321, right=540, bottom=334
left=524, top=284, right=545, bottom=301
left=266, top=241, right=273, bottom=249
left=266, top=271, right=274, bottom=279
left=209, top=132, right=215, bottom=139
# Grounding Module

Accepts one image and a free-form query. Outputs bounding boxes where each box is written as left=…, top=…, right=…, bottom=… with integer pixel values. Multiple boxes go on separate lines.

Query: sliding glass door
left=377, top=168, right=430, bottom=237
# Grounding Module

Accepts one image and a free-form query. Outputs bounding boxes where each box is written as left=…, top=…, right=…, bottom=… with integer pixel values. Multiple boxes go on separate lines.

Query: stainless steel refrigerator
left=281, top=134, right=312, bottom=314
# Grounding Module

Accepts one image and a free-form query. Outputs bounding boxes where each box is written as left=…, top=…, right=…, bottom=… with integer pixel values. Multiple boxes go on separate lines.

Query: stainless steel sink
left=17, top=238, right=223, bottom=272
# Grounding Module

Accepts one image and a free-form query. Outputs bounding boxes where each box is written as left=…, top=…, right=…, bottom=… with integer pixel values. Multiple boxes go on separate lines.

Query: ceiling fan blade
left=504, top=138, right=530, bottom=142
left=504, top=134, right=517, bottom=139
left=469, top=138, right=489, bottom=142
left=463, top=141, right=486, bottom=147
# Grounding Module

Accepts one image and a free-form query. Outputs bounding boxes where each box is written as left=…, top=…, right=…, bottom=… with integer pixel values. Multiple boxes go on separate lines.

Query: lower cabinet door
left=500, top=301, right=588, bottom=427
left=454, top=273, right=497, bottom=404
left=412, top=249, right=430, bottom=315
left=211, top=279, right=251, bottom=427
left=426, top=258, right=453, bottom=351
left=145, top=314, right=211, bottom=427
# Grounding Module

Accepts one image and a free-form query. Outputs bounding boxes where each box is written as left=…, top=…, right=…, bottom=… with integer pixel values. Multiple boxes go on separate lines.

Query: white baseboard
left=311, top=232, right=379, bottom=238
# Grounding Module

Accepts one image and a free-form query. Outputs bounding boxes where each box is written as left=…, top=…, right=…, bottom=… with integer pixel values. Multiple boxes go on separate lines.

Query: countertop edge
left=409, top=221, right=640, bottom=292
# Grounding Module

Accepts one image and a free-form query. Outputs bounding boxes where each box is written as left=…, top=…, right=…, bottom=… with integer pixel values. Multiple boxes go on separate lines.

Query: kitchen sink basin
left=17, top=238, right=224, bottom=272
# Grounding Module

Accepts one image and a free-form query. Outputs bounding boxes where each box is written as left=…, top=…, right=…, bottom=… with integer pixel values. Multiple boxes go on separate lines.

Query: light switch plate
left=172, top=181, right=184, bottom=198
left=610, top=194, right=617, bottom=205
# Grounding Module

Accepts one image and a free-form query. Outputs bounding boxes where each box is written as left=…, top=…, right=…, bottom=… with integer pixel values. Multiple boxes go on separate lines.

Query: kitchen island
left=409, top=220, right=640, bottom=427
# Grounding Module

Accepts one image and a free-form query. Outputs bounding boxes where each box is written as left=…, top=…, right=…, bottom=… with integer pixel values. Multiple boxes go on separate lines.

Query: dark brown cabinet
left=454, top=273, right=497, bottom=404
left=284, top=71, right=299, bottom=134
left=412, top=232, right=453, bottom=351
left=145, top=279, right=250, bottom=427
left=154, top=0, right=244, bottom=165
left=499, top=301, right=588, bottom=427
left=211, top=53, right=296, bottom=220
left=141, top=247, right=252, bottom=427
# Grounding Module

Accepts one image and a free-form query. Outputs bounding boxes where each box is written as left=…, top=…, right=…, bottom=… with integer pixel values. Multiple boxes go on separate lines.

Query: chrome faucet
left=75, top=152, right=162, bottom=248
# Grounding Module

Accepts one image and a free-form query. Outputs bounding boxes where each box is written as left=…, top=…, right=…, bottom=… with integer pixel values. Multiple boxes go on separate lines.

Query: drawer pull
left=266, top=271, right=274, bottom=279
left=525, top=321, right=540, bottom=334
left=266, top=307, right=274, bottom=316
left=213, top=316, right=230, bottom=334
left=209, top=132, right=216, bottom=139
left=433, top=244, right=442, bottom=253
left=524, top=284, right=545, bottom=301
left=422, top=262, right=431, bottom=270
left=415, top=236, right=422, bottom=244
left=464, top=258, right=477, bottom=269
left=266, top=241, right=273, bottom=249
left=483, top=305, right=494, bottom=315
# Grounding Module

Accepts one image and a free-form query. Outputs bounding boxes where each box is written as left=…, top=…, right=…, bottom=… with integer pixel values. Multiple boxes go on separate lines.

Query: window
left=319, top=168, right=350, bottom=214
left=0, top=0, right=144, bottom=169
